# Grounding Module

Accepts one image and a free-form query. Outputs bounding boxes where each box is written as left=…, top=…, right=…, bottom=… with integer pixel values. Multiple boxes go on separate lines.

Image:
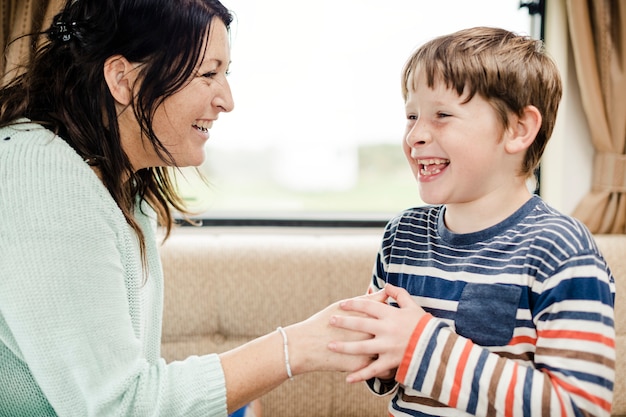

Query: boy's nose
left=405, top=122, right=431, bottom=147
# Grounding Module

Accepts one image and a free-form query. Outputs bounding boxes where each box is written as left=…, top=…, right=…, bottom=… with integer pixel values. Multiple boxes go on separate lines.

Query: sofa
left=159, top=227, right=625, bottom=417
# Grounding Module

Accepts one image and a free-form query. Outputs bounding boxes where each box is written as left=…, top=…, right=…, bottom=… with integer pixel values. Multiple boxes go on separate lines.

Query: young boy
left=329, top=27, right=616, bottom=416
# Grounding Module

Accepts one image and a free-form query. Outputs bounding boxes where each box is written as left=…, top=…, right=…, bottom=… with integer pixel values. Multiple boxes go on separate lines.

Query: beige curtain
left=567, top=0, right=626, bottom=234
left=1, top=0, right=64, bottom=83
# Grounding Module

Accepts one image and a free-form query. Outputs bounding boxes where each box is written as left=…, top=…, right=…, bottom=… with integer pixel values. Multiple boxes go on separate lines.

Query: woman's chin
left=173, top=150, right=207, bottom=168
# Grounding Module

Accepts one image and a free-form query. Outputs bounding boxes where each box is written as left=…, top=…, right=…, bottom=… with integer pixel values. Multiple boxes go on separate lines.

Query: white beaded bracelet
left=276, top=326, right=294, bottom=380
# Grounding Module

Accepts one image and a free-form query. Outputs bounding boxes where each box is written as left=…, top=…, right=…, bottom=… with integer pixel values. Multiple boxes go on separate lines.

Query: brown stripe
left=541, top=372, right=551, bottom=417
left=431, top=332, right=457, bottom=400
left=400, top=391, right=448, bottom=408
left=536, top=346, right=615, bottom=369
left=493, top=350, right=535, bottom=363
left=487, top=356, right=506, bottom=417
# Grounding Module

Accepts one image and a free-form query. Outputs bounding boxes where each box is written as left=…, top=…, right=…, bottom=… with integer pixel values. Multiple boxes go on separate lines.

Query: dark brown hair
left=0, top=0, right=233, bottom=260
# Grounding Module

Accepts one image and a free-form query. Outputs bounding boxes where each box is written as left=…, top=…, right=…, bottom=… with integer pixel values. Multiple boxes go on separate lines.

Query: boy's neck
left=442, top=188, right=533, bottom=234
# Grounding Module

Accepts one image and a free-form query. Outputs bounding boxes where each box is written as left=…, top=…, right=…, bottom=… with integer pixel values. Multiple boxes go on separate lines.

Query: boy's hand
left=328, top=284, right=426, bottom=383
left=286, top=288, right=390, bottom=375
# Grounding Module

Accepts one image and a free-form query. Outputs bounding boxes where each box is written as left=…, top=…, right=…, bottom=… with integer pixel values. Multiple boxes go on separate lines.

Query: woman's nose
left=214, top=78, right=234, bottom=113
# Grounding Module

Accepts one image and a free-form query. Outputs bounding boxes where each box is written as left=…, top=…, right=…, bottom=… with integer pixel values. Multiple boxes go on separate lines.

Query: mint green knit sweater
left=0, top=121, right=227, bottom=416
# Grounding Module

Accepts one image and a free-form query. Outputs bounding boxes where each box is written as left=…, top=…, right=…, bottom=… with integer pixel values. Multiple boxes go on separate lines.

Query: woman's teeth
left=193, top=124, right=209, bottom=133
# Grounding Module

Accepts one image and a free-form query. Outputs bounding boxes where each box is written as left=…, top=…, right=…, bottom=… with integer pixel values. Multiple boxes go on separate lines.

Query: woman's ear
left=504, top=105, right=542, bottom=154
left=103, top=55, right=138, bottom=106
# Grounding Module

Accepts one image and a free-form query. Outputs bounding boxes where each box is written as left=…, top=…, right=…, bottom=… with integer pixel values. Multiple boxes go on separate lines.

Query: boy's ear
left=504, top=105, right=542, bottom=154
left=103, top=55, right=139, bottom=106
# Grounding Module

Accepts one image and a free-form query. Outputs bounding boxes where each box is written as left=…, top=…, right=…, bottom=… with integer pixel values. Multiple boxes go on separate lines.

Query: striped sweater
left=367, top=197, right=615, bottom=417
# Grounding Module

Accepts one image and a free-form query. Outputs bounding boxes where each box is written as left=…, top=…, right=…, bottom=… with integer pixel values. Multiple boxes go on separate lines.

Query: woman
left=0, top=0, right=379, bottom=415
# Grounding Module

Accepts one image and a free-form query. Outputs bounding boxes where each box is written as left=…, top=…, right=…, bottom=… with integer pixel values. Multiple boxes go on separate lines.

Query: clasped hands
left=328, top=283, right=426, bottom=384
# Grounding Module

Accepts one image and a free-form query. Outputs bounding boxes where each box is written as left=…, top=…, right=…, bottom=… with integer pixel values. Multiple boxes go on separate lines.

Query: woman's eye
left=407, top=114, right=418, bottom=121
left=200, top=69, right=230, bottom=79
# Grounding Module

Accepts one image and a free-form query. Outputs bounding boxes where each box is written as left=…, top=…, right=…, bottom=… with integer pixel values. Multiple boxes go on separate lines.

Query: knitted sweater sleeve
left=0, top=128, right=227, bottom=416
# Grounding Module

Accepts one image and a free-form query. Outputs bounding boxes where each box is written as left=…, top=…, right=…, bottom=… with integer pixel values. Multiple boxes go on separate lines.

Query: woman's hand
left=328, top=284, right=427, bottom=383
left=285, top=289, right=389, bottom=375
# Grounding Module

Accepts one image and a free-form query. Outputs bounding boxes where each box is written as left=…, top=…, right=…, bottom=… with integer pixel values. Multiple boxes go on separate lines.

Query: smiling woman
left=109, top=18, right=234, bottom=170
left=0, top=1, right=388, bottom=416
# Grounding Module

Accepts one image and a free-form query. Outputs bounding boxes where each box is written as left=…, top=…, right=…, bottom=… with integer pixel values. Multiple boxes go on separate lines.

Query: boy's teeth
left=418, top=158, right=449, bottom=176
left=419, top=158, right=449, bottom=165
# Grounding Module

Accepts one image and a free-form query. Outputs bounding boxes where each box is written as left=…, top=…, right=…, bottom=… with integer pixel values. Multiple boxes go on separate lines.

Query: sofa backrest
left=159, top=229, right=625, bottom=416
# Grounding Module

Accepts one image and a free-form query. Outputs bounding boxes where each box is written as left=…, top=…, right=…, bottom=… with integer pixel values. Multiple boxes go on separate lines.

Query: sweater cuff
left=366, top=376, right=399, bottom=396
left=205, top=354, right=228, bottom=417
left=163, top=353, right=227, bottom=416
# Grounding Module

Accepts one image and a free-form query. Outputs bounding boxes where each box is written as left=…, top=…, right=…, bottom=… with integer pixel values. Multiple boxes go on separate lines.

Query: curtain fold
left=567, top=0, right=626, bottom=234
left=1, top=0, right=64, bottom=84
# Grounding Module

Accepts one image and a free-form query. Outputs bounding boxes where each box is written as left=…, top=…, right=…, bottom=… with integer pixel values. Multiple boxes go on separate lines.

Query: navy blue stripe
left=466, top=349, right=489, bottom=414
left=413, top=320, right=449, bottom=392
left=522, top=368, right=533, bottom=417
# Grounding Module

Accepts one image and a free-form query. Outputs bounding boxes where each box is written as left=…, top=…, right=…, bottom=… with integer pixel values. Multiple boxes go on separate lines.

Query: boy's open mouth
left=418, top=158, right=450, bottom=176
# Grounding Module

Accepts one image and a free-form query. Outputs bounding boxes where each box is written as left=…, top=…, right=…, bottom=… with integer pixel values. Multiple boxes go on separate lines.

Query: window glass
left=178, top=0, right=531, bottom=218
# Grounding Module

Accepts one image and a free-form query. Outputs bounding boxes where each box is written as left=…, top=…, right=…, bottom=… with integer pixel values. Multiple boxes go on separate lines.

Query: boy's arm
left=395, top=290, right=613, bottom=417
left=333, top=258, right=615, bottom=417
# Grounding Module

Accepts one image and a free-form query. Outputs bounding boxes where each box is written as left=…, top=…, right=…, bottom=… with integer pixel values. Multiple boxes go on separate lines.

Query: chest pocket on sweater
left=455, top=283, right=522, bottom=346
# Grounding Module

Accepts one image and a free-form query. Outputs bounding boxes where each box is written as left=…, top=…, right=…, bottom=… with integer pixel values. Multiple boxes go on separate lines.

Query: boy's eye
left=437, top=112, right=451, bottom=118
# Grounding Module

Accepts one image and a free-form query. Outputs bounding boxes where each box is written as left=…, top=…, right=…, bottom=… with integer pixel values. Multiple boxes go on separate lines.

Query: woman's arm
left=220, top=291, right=388, bottom=413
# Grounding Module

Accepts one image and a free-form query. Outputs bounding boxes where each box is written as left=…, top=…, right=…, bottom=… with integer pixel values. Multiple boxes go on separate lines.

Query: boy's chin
left=418, top=190, right=446, bottom=206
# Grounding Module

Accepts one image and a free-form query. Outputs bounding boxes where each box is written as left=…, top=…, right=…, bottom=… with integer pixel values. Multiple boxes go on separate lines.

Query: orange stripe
left=508, top=335, right=537, bottom=346
left=539, top=329, right=614, bottom=347
left=545, top=369, right=612, bottom=413
left=449, top=338, right=473, bottom=408
left=504, top=363, right=518, bottom=417
left=396, top=314, right=432, bottom=383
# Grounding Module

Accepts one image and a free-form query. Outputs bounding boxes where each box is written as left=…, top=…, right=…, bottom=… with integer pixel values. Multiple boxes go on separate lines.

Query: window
left=177, top=0, right=532, bottom=221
